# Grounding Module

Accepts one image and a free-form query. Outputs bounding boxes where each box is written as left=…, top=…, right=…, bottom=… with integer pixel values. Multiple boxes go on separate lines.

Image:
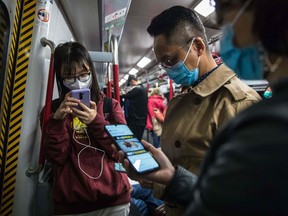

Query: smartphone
left=71, top=89, right=91, bottom=110
left=104, top=124, right=160, bottom=174
left=114, top=162, right=126, bottom=172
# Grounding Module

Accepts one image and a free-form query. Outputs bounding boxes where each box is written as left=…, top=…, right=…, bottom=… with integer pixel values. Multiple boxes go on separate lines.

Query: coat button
left=225, top=80, right=231, bottom=84
left=193, top=97, right=202, bottom=105
left=175, top=140, right=181, bottom=148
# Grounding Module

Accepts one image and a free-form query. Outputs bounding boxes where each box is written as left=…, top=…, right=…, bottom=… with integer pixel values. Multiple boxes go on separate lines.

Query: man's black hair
left=147, top=6, right=209, bottom=49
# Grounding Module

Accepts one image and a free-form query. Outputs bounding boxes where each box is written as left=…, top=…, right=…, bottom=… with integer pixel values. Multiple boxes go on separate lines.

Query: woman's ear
left=192, top=37, right=205, bottom=56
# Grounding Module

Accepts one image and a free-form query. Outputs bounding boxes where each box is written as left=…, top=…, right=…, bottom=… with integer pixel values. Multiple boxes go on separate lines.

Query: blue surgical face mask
left=165, top=39, right=200, bottom=86
left=220, top=0, right=264, bottom=80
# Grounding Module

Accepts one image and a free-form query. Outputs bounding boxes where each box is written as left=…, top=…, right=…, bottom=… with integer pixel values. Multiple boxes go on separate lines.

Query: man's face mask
left=63, top=72, right=92, bottom=90
left=220, top=0, right=264, bottom=80
left=162, top=38, right=201, bottom=86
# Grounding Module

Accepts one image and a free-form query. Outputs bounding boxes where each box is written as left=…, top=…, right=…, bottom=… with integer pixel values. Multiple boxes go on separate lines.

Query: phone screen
left=105, top=124, right=159, bottom=174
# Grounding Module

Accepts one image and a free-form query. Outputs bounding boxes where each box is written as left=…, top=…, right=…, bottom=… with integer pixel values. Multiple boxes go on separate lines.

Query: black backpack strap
left=103, top=97, right=112, bottom=118
left=51, top=98, right=61, bottom=113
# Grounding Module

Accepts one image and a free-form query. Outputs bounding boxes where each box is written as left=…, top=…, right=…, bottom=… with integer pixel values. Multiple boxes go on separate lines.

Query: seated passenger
left=130, top=178, right=164, bottom=216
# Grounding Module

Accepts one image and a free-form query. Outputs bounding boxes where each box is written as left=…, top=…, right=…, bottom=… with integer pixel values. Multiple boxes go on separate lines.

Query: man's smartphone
left=104, top=124, right=160, bottom=174
left=114, top=162, right=126, bottom=172
left=71, top=89, right=91, bottom=110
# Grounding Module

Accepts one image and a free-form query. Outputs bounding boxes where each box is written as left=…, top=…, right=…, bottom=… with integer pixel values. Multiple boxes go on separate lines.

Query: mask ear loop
left=196, top=55, right=201, bottom=68
left=184, top=38, right=201, bottom=72
left=183, top=38, right=195, bottom=63
left=73, top=129, right=105, bottom=179
left=231, top=0, right=252, bottom=26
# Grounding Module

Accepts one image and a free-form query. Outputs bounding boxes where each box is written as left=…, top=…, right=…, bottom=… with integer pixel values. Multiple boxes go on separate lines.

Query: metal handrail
left=26, top=37, right=55, bottom=177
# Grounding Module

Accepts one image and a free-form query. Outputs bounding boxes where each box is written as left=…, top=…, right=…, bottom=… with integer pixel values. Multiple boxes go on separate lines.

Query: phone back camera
left=79, top=92, right=83, bottom=99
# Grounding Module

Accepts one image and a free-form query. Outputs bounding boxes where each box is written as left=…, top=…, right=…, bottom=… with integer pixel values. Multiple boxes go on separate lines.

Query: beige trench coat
left=153, top=64, right=261, bottom=216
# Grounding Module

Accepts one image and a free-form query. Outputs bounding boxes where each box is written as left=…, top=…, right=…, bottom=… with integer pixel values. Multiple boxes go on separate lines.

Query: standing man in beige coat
left=145, top=5, right=261, bottom=215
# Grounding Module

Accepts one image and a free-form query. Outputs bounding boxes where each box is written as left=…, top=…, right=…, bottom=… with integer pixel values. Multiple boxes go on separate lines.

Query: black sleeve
left=123, top=87, right=139, bottom=98
left=163, top=166, right=198, bottom=206
left=185, top=116, right=288, bottom=216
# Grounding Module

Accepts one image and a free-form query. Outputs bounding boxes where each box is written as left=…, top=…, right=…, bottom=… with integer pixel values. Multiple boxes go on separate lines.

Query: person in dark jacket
left=116, top=0, right=288, bottom=215
left=122, top=75, right=148, bottom=140
left=41, top=42, right=131, bottom=215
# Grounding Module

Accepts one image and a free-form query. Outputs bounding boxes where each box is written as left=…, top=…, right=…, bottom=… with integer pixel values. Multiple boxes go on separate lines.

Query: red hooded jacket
left=42, top=93, right=130, bottom=215
left=146, top=95, right=166, bottom=130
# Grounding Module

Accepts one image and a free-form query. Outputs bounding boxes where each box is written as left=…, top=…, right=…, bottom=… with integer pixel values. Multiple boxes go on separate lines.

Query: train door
left=0, top=0, right=74, bottom=215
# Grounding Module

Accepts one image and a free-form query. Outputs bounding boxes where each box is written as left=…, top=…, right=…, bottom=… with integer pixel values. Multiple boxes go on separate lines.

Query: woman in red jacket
left=146, top=88, right=167, bottom=148
left=42, top=42, right=131, bottom=215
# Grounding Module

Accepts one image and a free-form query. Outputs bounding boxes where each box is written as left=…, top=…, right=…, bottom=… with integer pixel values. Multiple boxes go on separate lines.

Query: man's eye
left=165, top=59, right=173, bottom=67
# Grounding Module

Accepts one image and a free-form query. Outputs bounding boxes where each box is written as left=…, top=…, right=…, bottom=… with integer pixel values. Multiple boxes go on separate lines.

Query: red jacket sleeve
left=43, top=117, right=72, bottom=166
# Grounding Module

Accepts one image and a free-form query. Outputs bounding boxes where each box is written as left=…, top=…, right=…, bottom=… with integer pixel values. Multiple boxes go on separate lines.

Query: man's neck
left=198, top=55, right=218, bottom=76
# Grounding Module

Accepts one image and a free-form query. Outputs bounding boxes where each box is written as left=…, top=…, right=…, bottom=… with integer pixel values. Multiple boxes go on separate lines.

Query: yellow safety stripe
left=0, top=0, right=37, bottom=215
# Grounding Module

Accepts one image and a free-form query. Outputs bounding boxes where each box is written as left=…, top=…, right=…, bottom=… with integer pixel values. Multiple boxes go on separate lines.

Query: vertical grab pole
left=106, top=29, right=112, bottom=98
left=39, top=37, right=55, bottom=165
left=169, top=78, right=173, bottom=100
left=106, top=64, right=112, bottom=98
left=111, top=35, right=120, bottom=102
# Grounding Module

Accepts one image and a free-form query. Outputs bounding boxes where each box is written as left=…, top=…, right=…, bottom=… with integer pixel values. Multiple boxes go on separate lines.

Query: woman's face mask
left=220, top=0, right=264, bottom=80
left=63, top=73, right=92, bottom=90
left=164, top=39, right=201, bottom=86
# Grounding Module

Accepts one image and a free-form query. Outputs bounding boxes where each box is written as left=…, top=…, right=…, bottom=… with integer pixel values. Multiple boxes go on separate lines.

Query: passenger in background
left=130, top=179, right=164, bottom=216
left=41, top=42, right=131, bottom=216
left=146, top=88, right=167, bottom=148
left=122, top=75, right=148, bottom=140
left=116, top=0, right=288, bottom=215
left=146, top=5, right=261, bottom=215
left=263, top=86, right=272, bottom=99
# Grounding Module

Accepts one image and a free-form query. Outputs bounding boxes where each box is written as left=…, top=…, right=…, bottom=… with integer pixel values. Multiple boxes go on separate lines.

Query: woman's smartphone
left=71, top=89, right=91, bottom=110
left=104, top=124, right=160, bottom=174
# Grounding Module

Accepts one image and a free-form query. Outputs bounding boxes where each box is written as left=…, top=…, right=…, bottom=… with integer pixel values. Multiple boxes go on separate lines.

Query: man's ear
left=192, top=37, right=205, bottom=56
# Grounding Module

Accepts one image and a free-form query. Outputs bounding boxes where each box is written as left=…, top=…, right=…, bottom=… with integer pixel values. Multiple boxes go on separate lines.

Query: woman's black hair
left=254, top=0, right=288, bottom=56
left=54, top=42, right=101, bottom=102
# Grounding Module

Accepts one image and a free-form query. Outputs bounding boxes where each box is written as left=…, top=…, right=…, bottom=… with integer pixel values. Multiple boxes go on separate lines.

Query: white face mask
left=63, top=75, right=92, bottom=90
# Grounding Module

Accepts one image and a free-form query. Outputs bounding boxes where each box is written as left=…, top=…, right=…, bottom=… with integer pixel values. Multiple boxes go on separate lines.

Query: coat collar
left=185, top=64, right=236, bottom=97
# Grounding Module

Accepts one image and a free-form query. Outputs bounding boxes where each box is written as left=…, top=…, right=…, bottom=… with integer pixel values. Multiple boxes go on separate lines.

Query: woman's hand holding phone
left=115, top=140, right=176, bottom=186
left=53, top=91, right=97, bottom=124
left=71, top=101, right=97, bottom=124
left=53, top=92, right=80, bottom=120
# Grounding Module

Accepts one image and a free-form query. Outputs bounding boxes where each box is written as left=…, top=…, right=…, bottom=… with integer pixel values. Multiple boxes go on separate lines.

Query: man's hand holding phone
left=105, top=124, right=160, bottom=174
left=114, top=139, right=175, bottom=186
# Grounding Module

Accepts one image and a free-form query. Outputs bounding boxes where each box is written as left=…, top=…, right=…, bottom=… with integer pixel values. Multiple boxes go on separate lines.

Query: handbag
left=152, top=117, right=163, bottom=136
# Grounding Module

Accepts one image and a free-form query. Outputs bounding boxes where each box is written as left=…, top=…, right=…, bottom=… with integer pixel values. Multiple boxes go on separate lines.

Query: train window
left=0, top=2, right=10, bottom=106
